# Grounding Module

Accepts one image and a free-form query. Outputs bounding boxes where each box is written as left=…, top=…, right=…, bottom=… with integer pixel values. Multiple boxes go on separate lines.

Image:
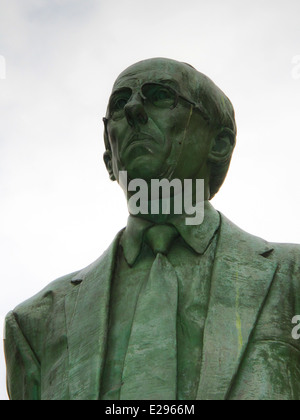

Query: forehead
left=112, top=60, right=198, bottom=98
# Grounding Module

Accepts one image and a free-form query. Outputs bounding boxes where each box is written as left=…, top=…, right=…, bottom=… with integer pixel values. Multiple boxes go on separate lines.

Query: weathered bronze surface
left=4, top=58, right=300, bottom=400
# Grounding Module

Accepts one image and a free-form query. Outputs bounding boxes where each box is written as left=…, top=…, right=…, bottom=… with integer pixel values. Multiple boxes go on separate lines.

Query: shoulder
left=219, top=211, right=300, bottom=265
left=4, top=269, right=81, bottom=363
left=269, top=241, right=300, bottom=278
left=5, top=270, right=81, bottom=342
left=10, top=270, right=80, bottom=319
left=6, top=230, right=123, bottom=333
left=271, top=241, right=300, bottom=260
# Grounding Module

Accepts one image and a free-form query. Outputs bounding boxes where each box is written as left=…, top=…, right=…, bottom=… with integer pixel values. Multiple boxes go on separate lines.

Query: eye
left=109, top=89, right=132, bottom=118
left=143, top=84, right=175, bottom=108
left=114, top=98, right=128, bottom=111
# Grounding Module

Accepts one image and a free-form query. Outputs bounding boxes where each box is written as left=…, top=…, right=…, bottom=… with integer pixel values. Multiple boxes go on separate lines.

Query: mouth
left=122, top=133, right=156, bottom=154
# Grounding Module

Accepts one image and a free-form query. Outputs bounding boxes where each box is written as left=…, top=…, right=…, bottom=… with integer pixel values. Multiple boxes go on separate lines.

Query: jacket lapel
left=63, top=215, right=278, bottom=400
left=64, top=231, right=123, bottom=400
left=196, top=214, right=278, bottom=400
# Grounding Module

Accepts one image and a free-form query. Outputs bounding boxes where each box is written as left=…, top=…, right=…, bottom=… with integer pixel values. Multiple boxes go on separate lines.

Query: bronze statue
left=4, top=58, right=300, bottom=400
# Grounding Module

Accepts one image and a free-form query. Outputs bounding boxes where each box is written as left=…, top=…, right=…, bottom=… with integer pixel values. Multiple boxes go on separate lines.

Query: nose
left=124, top=94, right=148, bottom=128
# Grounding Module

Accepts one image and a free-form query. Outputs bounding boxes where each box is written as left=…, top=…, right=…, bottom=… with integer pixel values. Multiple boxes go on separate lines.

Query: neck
left=127, top=179, right=210, bottom=224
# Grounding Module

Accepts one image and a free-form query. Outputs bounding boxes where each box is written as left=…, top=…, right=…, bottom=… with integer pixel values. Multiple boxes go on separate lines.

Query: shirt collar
left=120, top=201, right=220, bottom=266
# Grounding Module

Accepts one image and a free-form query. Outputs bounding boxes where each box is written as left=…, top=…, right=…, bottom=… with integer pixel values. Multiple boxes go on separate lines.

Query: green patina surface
left=4, top=58, right=300, bottom=400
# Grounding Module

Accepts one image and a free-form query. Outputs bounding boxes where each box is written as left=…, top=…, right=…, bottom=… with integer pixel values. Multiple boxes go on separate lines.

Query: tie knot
left=145, top=224, right=179, bottom=256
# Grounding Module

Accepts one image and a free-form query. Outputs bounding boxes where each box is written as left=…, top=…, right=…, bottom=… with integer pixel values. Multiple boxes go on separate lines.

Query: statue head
left=103, top=57, right=237, bottom=199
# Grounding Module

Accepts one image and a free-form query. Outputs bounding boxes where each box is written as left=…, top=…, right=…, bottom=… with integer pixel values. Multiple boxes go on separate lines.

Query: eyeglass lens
left=109, top=83, right=177, bottom=120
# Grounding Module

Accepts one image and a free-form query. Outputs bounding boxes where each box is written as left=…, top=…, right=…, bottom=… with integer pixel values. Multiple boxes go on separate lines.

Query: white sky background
left=0, top=0, right=299, bottom=400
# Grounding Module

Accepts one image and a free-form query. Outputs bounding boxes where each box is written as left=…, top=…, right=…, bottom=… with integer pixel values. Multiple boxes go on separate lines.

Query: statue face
left=105, top=58, right=217, bottom=183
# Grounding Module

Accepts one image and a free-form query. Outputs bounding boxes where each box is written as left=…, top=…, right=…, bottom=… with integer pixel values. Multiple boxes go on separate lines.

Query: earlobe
left=103, top=150, right=116, bottom=181
left=208, top=128, right=235, bottom=164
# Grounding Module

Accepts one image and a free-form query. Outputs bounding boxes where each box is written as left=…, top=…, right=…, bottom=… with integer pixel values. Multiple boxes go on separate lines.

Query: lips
left=122, top=133, right=155, bottom=154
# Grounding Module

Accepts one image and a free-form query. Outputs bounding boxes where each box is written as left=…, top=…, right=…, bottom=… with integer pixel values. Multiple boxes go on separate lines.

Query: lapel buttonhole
left=260, top=249, right=274, bottom=259
left=71, top=279, right=83, bottom=286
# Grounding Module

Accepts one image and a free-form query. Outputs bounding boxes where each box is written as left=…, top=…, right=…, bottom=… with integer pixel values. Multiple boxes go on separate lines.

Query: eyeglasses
left=104, top=82, right=210, bottom=123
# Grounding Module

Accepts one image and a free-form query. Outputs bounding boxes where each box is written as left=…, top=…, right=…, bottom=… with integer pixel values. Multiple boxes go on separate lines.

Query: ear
left=208, top=128, right=235, bottom=164
left=103, top=117, right=116, bottom=181
left=103, top=150, right=116, bottom=181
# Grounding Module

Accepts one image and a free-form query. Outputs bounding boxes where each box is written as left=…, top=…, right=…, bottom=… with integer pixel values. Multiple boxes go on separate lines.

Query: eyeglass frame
left=103, top=82, right=211, bottom=126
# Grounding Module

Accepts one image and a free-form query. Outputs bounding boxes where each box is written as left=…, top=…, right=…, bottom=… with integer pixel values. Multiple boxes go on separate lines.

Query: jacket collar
left=64, top=212, right=277, bottom=400
left=120, top=201, right=221, bottom=266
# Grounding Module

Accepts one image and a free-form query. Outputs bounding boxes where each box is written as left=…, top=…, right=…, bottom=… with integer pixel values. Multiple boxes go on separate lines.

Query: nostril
left=125, top=102, right=148, bottom=126
left=124, top=107, right=134, bottom=127
left=138, top=111, right=148, bottom=125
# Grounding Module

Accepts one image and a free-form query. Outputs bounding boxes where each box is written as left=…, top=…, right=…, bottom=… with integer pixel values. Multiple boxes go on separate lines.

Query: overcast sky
left=0, top=0, right=299, bottom=400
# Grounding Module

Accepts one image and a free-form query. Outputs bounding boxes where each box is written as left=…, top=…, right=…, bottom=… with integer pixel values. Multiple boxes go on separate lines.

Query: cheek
left=152, top=112, right=189, bottom=151
left=177, top=117, right=213, bottom=173
left=107, top=122, right=126, bottom=154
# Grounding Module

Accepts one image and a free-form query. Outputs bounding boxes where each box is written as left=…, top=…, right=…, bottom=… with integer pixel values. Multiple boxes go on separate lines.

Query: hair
left=188, top=67, right=237, bottom=199
left=104, top=58, right=237, bottom=199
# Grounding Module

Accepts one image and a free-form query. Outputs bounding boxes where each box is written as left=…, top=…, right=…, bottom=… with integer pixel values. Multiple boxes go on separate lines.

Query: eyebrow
left=111, top=78, right=181, bottom=95
left=109, top=87, right=132, bottom=100
left=155, top=79, right=180, bottom=91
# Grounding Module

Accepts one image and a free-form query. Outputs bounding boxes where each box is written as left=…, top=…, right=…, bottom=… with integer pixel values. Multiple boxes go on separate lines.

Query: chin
left=124, top=156, right=163, bottom=181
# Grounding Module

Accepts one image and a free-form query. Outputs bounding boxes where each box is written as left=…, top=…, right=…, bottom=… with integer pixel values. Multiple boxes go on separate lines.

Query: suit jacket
left=4, top=213, right=300, bottom=400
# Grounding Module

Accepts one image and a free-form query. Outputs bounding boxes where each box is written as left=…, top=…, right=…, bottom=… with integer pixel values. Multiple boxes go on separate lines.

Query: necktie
left=120, top=225, right=179, bottom=400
